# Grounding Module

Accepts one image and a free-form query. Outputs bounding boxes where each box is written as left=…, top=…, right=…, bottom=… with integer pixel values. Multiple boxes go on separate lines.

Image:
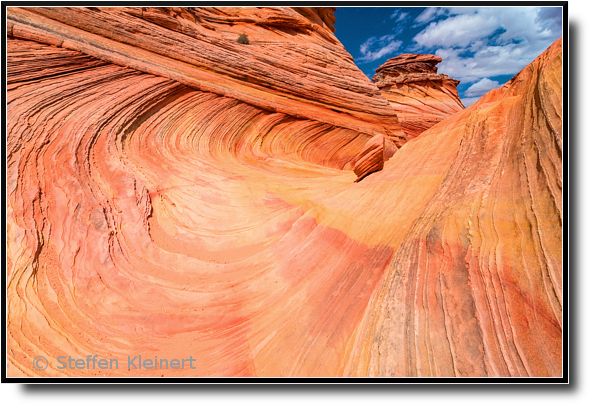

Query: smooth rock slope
left=348, top=39, right=563, bottom=377
left=6, top=7, right=562, bottom=377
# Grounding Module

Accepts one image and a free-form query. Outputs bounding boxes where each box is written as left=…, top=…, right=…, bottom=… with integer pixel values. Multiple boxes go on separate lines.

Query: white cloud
left=460, top=96, right=481, bottom=107
left=390, top=10, right=409, bottom=22
left=357, top=35, right=403, bottom=63
left=413, top=13, right=499, bottom=48
left=396, top=12, right=409, bottom=22
left=435, top=40, right=554, bottom=83
left=411, top=7, right=562, bottom=84
left=413, top=7, right=447, bottom=26
left=464, top=78, right=501, bottom=97
left=536, top=7, right=562, bottom=34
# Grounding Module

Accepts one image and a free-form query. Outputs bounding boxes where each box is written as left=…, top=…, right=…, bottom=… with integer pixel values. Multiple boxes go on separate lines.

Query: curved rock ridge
left=373, top=53, right=465, bottom=139
left=6, top=6, right=561, bottom=377
left=7, top=6, right=407, bottom=147
left=347, top=38, right=562, bottom=377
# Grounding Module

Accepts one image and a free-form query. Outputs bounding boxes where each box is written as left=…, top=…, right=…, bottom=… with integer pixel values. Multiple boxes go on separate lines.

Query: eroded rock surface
left=373, top=53, right=465, bottom=138
left=6, top=7, right=562, bottom=378
left=352, top=134, right=398, bottom=182
left=349, top=39, right=563, bottom=377
left=7, top=6, right=406, bottom=146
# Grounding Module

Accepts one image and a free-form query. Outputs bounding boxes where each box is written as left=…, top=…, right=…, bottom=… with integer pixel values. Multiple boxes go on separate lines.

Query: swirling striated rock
left=6, top=6, right=407, bottom=147
left=373, top=54, right=465, bottom=139
left=5, top=5, right=404, bottom=376
left=7, top=38, right=392, bottom=377
left=6, top=6, right=561, bottom=378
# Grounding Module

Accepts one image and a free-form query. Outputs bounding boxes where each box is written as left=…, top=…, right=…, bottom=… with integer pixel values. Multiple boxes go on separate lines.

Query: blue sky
left=334, top=7, right=562, bottom=106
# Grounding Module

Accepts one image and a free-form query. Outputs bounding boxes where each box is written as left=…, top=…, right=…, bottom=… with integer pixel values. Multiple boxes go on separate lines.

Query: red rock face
left=373, top=53, right=465, bottom=139
left=6, top=7, right=562, bottom=378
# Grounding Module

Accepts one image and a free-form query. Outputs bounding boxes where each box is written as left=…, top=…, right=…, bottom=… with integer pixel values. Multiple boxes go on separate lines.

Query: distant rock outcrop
left=373, top=53, right=465, bottom=138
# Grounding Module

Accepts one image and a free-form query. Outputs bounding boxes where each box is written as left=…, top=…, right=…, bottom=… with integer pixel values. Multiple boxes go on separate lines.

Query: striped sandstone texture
left=6, top=7, right=562, bottom=377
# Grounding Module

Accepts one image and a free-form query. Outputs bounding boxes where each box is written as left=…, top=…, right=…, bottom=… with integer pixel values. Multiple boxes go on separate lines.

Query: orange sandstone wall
left=6, top=7, right=562, bottom=377
left=7, top=6, right=406, bottom=146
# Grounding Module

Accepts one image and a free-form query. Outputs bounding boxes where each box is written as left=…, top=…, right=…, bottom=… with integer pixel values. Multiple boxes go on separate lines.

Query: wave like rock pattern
left=373, top=54, right=466, bottom=139
left=6, top=7, right=562, bottom=377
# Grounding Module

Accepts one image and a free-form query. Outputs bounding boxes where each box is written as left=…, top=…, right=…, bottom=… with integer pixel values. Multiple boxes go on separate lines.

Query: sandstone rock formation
left=6, top=7, right=562, bottom=378
left=352, top=134, right=397, bottom=182
left=7, top=6, right=406, bottom=147
left=373, top=53, right=465, bottom=138
left=348, top=39, right=563, bottom=377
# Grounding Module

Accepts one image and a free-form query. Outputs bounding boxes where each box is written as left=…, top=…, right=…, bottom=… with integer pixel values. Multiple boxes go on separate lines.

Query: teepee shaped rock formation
left=373, top=53, right=466, bottom=139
